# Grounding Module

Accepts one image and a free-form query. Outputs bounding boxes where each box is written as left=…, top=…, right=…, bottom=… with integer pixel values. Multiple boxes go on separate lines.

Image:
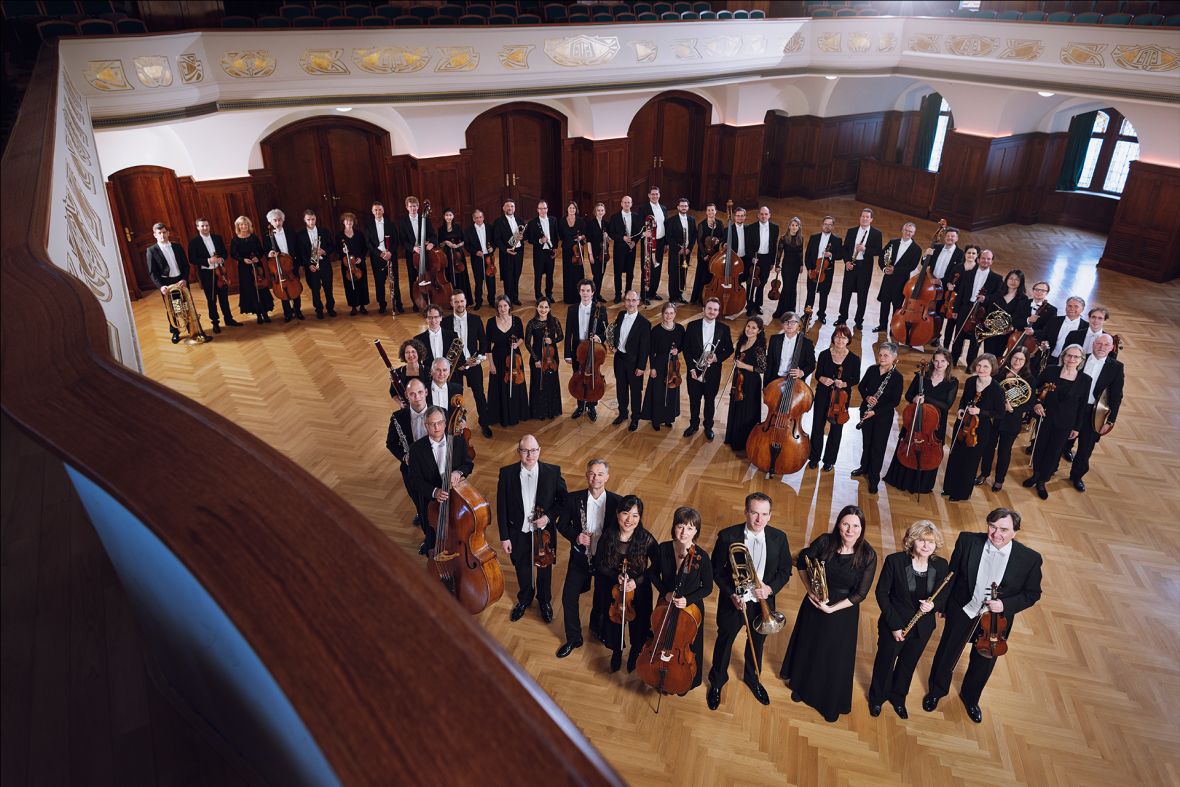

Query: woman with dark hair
left=942, top=353, right=1004, bottom=502
left=391, top=338, right=429, bottom=399
left=438, top=208, right=470, bottom=304
left=780, top=505, right=878, bottom=723
left=649, top=506, right=714, bottom=692
left=524, top=296, right=564, bottom=420
left=641, top=301, right=686, bottom=431
left=557, top=201, right=588, bottom=304
left=979, top=346, right=1035, bottom=491
left=808, top=325, right=861, bottom=471
left=981, top=269, right=1030, bottom=358
left=884, top=347, right=959, bottom=493
left=594, top=495, right=660, bottom=673
left=940, top=244, right=979, bottom=348
left=1024, top=344, right=1091, bottom=499
left=723, top=317, right=767, bottom=451
left=486, top=295, right=530, bottom=426
left=336, top=211, right=370, bottom=315
left=772, top=216, right=805, bottom=319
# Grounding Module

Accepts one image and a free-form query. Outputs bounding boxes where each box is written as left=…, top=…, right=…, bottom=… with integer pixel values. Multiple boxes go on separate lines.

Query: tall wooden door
left=760, top=110, right=790, bottom=197
left=465, top=106, right=563, bottom=217
left=108, top=165, right=187, bottom=295
left=627, top=94, right=707, bottom=205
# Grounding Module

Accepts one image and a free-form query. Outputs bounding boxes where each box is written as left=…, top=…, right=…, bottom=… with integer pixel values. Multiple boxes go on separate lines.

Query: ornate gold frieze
left=908, top=34, right=940, bottom=54
left=999, top=39, right=1044, bottom=61
left=783, top=31, right=804, bottom=54
left=544, top=35, right=620, bottom=67
left=946, top=34, right=998, bottom=58
left=1060, top=43, right=1106, bottom=67
left=353, top=46, right=429, bottom=73
left=83, top=60, right=132, bottom=91
left=1112, top=44, right=1179, bottom=72
left=847, top=32, right=871, bottom=53
left=878, top=32, right=897, bottom=53
left=436, top=46, right=479, bottom=72
left=133, top=56, right=172, bottom=88
left=818, top=32, right=841, bottom=53
left=300, top=49, right=349, bottom=75
left=220, top=50, right=276, bottom=78
left=499, top=44, right=534, bottom=69
left=178, top=53, right=204, bottom=83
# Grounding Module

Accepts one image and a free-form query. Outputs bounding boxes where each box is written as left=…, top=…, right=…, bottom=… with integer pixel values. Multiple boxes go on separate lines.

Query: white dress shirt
left=854, top=226, right=868, bottom=261
left=426, top=328, right=444, bottom=361
left=430, top=382, right=449, bottom=409
left=409, top=406, right=428, bottom=441
left=758, top=221, right=770, bottom=255
left=307, top=227, right=320, bottom=258
left=1080, top=328, right=1102, bottom=354
left=895, top=238, right=912, bottom=264
left=701, top=318, right=716, bottom=355
left=649, top=202, right=665, bottom=239
left=817, top=232, right=831, bottom=262
left=200, top=233, right=216, bottom=262
left=578, top=302, right=592, bottom=339
left=538, top=216, right=552, bottom=248
left=157, top=242, right=181, bottom=277
left=474, top=223, right=488, bottom=253
left=933, top=244, right=955, bottom=279
left=964, top=540, right=1012, bottom=617
left=777, top=334, right=799, bottom=378
left=621, top=211, right=632, bottom=236
left=968, top=268, right=989, bottom=302
left=741, top=527, right=767, bottom=602
left=429, top=436, right=447, bottom=480
left=618, top=312, right=638, bottom=353
left=520, top=465, right=538, bottom=532
left=734, top=224, right=746, bottom=257
left=1083, top=354, right=1106, bottom=404
left=374, top=217, right=387, bottom=251
left=453, top=315, right=469, bottom=360
left=273, top=228, right=290, bottom=255
left=585, top=491, right=607, bottom=557
left=679, top=214, right=690, bottom=238
left=408, top=214, right=420, bottom=243
left=1053, top=317, right=1081, bottom=356
left=506, top=214, right=518, bottom=235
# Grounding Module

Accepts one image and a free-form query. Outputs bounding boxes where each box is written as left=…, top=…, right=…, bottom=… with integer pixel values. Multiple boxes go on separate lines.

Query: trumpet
left=694, top=339, right=720, bottom=375
left=161, top=282, right=209, bottom=344
left=803, top=554, right=829, bottom=604
left=729, top=542, right=785, bottom=637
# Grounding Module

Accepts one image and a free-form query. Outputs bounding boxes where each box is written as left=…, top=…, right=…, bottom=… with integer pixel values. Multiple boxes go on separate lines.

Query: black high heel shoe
left=609, top=652, right=622, bottom=673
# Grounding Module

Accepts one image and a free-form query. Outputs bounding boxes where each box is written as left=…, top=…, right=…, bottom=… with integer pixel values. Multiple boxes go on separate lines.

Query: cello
left=745, top=307, right=814, bottom=478
left=889, top=219, right=947, bottom=347
left=412, top=201, right=452, bottom=311
left=636, top=546, right=702, bottom=698
left=974, top=582, right=1009, bottom=659
left=895, top=362, right=944, bottom=472
left=701, top=200, right=746, bottom=317
left=265, top=226, right=303, bottom=302
left=567, top=303, right=606, bottom=404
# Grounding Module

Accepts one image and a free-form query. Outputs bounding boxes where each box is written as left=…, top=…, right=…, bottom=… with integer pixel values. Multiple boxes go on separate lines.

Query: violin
left=732, top=346, right=746, bottom=403
left=939, top=270, right=962, bottom=321
left=746, top=308, right=814, bottom=478
left=412, top=201, right=453, bottom=311
left=540, top=325, right=559, bottom=374
left=809, top=247, right=833, bottom=284
left=767, top=241, right=783, bottom=302
left=484, top=248, right=496, bottom=279
left=265, top=226, right=303, bottom=302
left=896, top=362, right=944, bottom=471
left=445, top=225, right=466, bottom=274
left=666, top=344, right=682, bottom=389
left=212, top=255, right=230, bottom=289
left=956, top=391, right=981, bottom=448
left=571, top=232, right=584, bottom=271
left=974, top=582, right=1009, bottom=659
left=826, top=362, right=851, bottom=425
left=609, top=558, right=636, bottom=625
left=340, top=237, right=363, bottom=285
left=506, top=335, right=526, bottom=385
left=636, top=546, right=702, bottom=697
left=567, top=304, right=606, bottom=403
left=890, top=219, right=947, bottom=347
left=531, top=506, right=555, bottom=569
left=702, top=200, right=746, bottom=317
left=958, top=299, right=986, bottom=341
left=450, top=396, right=476, bottom=462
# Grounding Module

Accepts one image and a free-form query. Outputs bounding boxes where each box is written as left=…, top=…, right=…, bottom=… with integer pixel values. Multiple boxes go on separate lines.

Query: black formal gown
left=979, top=371, right=1034, bottom=485
left=230, top=233, right=274, bottom=316
left=809, top=349, right=862, bottom=466
left=772, top=239, right=804, bottom=316
left=780, top=534, right=877, bottom=721
left=439, top=222, right=471, bottom=303
left=557, top=216, right=588, bottom=304
left=391, top=364, right=429, bottom=401
left=486, top=316, right=530, bottom=426
left=336, top=229, right=370, bottom=308
left=593, top=529, right=660, bottom=658
left=650, top=542, right=714, bottom=692
left=641, top=323, right=686, bottom=427
left=723, top=338, right=767, bottom=450
left=1030, top=367, right=1092, bottom=483
left=981, top=292, right=1030, bottom=358
left=884, top=374, right=959, bottom=494
left=942, top=376, right=1004, bottom=500
left=525, top=315, right=563, bottom=420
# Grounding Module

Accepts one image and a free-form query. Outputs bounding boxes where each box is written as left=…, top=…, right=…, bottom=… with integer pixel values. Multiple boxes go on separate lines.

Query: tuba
left=729, top=542, right=785, bottom=636
left=803, top=554, right=829, bottom=604
left=161, top=282, right=210, bottom=344
left=975, top=309, right=1013, bottom=341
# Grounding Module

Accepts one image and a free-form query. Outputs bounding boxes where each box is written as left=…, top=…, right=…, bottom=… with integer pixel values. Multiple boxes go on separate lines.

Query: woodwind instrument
left=901, top=571, right=954, bottom=637
left=856, top=367, right=895, bottom=429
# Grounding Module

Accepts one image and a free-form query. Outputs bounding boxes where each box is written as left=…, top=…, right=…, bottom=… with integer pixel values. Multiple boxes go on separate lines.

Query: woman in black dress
left=336, top=212, right=369, bottom=315
left=979, top=347, right=1034, bottom=492
left=809, top=325, right=861, bottom=471
left=1024, top=344, right=1091, bottom=499
left=692, top=203, right=726, bottom=306
left=981, top=269, right=1030, bottom=358
left=390, top=338, right=429, bottom=402
left=486, top=295, right=530, bottom=426
left=593, top=495, right=660, bottom=673
left=723, top=317, right=767, bottom=451
left=650, top=506, right=714, bottom=692
left=867, top=520, right=950, bottom=719
left=853, top=342, right=904, bottom=494
left=438, top=209, right=471, bottom=305
left=942, top=353, right=1004, bottom=501
left=585, top=203, right=609, bottom=301
left=524, top=297, right=563, bottom=420
left=557, top=201, right=588, bottom=304
left=772, top=216, right=805, bottom=319
left=884, top=348, right=958, bottom=494
left=780, top=504, right=878, bottom=723
left=230, top=215, right=273, bottom=323
left=641, top=302, right=686, bottom=431
left=941, top=243, right=979, bottom=350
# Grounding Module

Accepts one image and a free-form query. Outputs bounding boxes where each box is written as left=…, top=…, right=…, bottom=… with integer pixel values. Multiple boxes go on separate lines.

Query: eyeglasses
left=518, top=447, right=540, bottom=455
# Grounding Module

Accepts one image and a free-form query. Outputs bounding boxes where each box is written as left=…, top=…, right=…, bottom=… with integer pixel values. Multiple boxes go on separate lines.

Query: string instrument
left=666, top=344, right=682, bottom=389
left=958, top=298, right=987, bottom=341
left=245, top=250, right=270, bottom=289
left=265, top=226, right=303, bottom=302
left=746, top=308, right=814, bottom=478
left=731, top=343, right=747, bottom=402
left=1027, top=381, right=1057, bottom=465
left=531, top=506, right=555, bottom=569
left=567, top=304, right=606, bottom=403
left=211, top=252, right=230, bottom=289
left=339, top=237, right=363, bottom=286
left=445, top=225, right=466, bottom=274
left=484, top=247, right=496, bottom=278
left=702, top=200, right=746, bottom=316
left=809, top=246, right=833, bottom=284
left=896, top=362, right=944, bottom=471
left=825, top=361, right=851, bottom=425
left=505, top=334, right=526, bottom=388
left=609, top=558, right=636, bottom=625
left=767, top=242, right=783, bottom=302
left=701, top=226, right=721, bottom=257
left=956, top=391, right=982, bottom=448
left=412, top=201, right=453, bottom=310
left=889, top=218, right=947, bottom=347
left=601, top=226, right=611, bottom=267
left=426, top=430, right=504, bottom=615
left=540, top=325, right=559, bottom=374
left=939, top=270, right=962, bottom=320
left=636, top=546, right=702, bottom=698
left=450, top=396, right=476, bottom=462
left=974, top=582, right=1009, bottom=659
left=571, top=230, right=584, bottom=276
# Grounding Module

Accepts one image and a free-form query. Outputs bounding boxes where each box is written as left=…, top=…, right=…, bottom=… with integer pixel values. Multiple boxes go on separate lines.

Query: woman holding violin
left=439, top=209, right=471, bottom=306
left=585, top=203, right=610, bottom=301
left=646, top=506, right=714, bottom=693
left=593, top=495, right=659, bottom=674
left=771, top=216, right=805, bottom=320
left=485, top=295, right=530, bottom=427
left=723, top=317, right=767, bottom=452
left=978, top=347, right=1034, bottom=492
left=230, top=215, right=273, bottom=324
left=808, top=325, right=861, bottom=471
left=853, top=342, right=904, bottom=495
left=525, top=297, right=564, bottom=420
left=557, top=201, right=588, bottom=304
left=938, top=244, right=979, bottom=348
left=1023, top=344, right=1091, bottom=500
left=942, top=353, right=1004, bottom=502
left=640, top=302, right=686, bottom=432
left=981, top=269, right=1030, bottom=358
left=884, top=348, right=959, bottom=494
left=335, top=212, right=370, bottom=316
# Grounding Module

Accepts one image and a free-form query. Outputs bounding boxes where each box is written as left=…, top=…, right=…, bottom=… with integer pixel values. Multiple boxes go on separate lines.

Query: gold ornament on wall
left=300, top=49, right=349, bottom=75
left=178, top=53, right=204, bottom=83
left=783, top=31, right=804, bottom=54
left=946, top=34, right=998, bottom=58
left=1060, top=43, right=1106, bottom=67
left=674, top=39, right=701, bottom=59
left=499, top=44, right=534, bottom=69
left=436, top=46, right=479, bottom=72
left=999, top=39, right=1044, bottom=61
left=133, top=56, right=172, bottom=88
left=847, top=32, right=871, bottom=53
left=221, top=50, right=276, bottom=78
left=630, top=41, right=657, bottom=63
left=82, top=60, right=132, bottom=91
left=353, top=46, right=429, bottom=74
left=1112, top=44, right=1179, bottom=72
left=908, top=34, right=940, bottom=54
left=818, top=32, right=841, bottom=53
left=544, top=35, right=620, bottom=67
left=878, top=32, right=897, bottom=53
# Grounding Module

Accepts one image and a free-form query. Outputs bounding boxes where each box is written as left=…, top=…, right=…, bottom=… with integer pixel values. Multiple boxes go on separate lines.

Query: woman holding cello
left=525, top=297, right=563, bottom=420
left=486, top=295, right=530, bottom=426
left=808, top=325, right=861, bottom=471
left=336, top=212, right=369, bottom=316
left=978, top=347, right=1034, bottom=492
left=640, top=302, right=685, bottom=431
left=884, top=348, right=958, bottom=494
left=853, top=342, right=904, bottom=495
left=643, top=506, right=714, bottom=694
left=723, top=317, right=767, bottom=452
left=230, top=215, right=273, bottom=324
left=593, top=495, right=659, bottom=674
left=942, top=353, right=1004, bottom=501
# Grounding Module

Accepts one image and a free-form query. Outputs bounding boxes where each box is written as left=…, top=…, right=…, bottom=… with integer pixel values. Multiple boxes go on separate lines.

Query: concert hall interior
left=3, top=2, right=1179, bottom=786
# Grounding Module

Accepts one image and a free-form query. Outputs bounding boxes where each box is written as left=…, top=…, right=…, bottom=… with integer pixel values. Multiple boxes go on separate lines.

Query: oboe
left=856, top=367, right=895, bottom=429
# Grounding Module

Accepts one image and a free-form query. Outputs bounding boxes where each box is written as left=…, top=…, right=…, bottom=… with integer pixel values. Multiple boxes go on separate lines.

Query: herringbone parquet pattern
left=135, top=196, right=1180, bottom=786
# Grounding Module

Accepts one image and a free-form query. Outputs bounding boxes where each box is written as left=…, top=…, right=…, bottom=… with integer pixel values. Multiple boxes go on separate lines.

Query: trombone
left=729, top=543, right=785, bottom=673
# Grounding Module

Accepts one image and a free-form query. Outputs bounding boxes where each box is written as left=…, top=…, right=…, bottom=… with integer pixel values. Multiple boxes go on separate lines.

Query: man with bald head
left=497, top=435, right=568, bottom=623
left=1069, top=333, right=1124, bottom=491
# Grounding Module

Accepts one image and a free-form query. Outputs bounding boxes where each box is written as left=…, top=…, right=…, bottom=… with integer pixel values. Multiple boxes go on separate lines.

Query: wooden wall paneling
left=1099, top=161, right=1180, bottom=282
left=418, top=155, right=467, bottom=220
left=730, top=125, right=765, bottom=206
left=856, top=158, right=936, bottom=219
left=702, top=124, right=764, bottom=207
left=779, top=113, right=888, bottom=199
left=975, top=134, right=1029, bottom=228
left=247, top=169, right=277, bottom=232
left=781, top=115, right=820, bottom=197
left=107, top=165, right=187, bottom=294
left=387, top=154, right=419, bottom=213
left=105, top=181, right=141, bottom=301
left=1040, top=191, right=1119, bottom=234
left=760, top=110, right=790, bottom=197
left=192, top=177, right=262, bottom=292
left=931, top=131, right=990, bottom=229
left=586, top=138, right=629, bottom=212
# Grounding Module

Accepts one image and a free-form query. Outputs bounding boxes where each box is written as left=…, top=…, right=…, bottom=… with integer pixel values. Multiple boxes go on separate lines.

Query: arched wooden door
left=627, top=93, right=708, bottom=205
left=464, top=104, right=564, bottom=217
left=107, top=165, right=187, bottom=295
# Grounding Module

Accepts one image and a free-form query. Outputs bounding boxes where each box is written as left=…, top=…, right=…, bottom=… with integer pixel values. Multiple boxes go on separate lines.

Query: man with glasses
left=407, top=404, right=474, bottom=554
left=766, top=312, right=816, bottom=385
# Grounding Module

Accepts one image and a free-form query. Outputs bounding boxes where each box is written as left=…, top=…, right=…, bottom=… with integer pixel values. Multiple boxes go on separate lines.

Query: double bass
left=895, top=362, right=944, bottom=472
left=567, top=303, right=606, bottom=403
left=412, top=201, right=452, bottom=311
left=265, top=226, right=303, bottom=302
left=889, top=219, right=947, bottom=347
left=701, top=200, right=746, bottom=317
left=746, top=308, right=814, bottom=478
left=636, top=546, right=702, bottom=698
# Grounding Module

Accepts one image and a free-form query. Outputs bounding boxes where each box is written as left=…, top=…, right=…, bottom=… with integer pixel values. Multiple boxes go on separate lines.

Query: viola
left=212, top=256, right=230, bottom=289
left=767, top=262, right=782, bottom=302
left=890, top=218, right=947, bottom=347
left=666, top=344, right=682, bottom=389
left=506, top=335, right=526, bottom=385
left=896, top=362, right=944, bottom=471
left=702, top=200, right=746, bottom=317
left=809, top=248, right=832, bottom=284
left=609, top=558, right=636, bottom=625
left=746, top=308, right=814, bottom=478
left=567, top=304, right=606, bottom=403
left=636, top=546, right=702, bottom=698
left=412, top=201, right=453, bottom=311
left=974, top=582, right=1009, bottom=659
left=956, top=392, right=981, bottom=448
left=531, top=506, right=555, bottom=569
left=825, top=362, right=851, bottom=425
left=265, top=226, right=303, bottom=302
left=339, top=237, right=363, bottom=285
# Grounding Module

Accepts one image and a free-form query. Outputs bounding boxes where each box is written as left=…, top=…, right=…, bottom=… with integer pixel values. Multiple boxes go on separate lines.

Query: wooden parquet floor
left=134, top=196, right=1180, bottom=786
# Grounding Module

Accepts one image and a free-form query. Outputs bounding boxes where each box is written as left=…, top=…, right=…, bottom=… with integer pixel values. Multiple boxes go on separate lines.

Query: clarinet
left=392, top=413, right=410, bottom=460
left=580, top=505, right=592, bottom=567
left=856, top=367, right=895, bottom=430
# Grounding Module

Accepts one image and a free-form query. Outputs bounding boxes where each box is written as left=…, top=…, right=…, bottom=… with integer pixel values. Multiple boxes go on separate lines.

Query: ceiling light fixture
left=1037, top=91, right=1055, bottom=97
left=336, top=106, right=353, bottom=112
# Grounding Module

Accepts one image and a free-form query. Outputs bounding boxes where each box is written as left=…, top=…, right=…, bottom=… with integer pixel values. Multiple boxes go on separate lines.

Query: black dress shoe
left=316, top=311, right=325, bottom=320
left=262, top=313, right=272, bottom=323
left=481, top=425, right=493, bottom=439
left=256, top=315, right=265, bottom=325
left=922, top=694, right=940, bottom=712
left=992, top=482, right=1003, bottom=492
left=1062, top=448, right=1075, bottom=461
left=1036, top=484, right=1049, bottom=500
left=539, top=602, right=554, bottom=623
left=868, top=482, right=879, bottom=495
left=1023, top=444, right=1033, bottom=455
left=359, top=306, right=368, bottom=314
left=704, top=428, right=715, bottom=441
left=612, top=414, right=628, bottom=426
left=395, top=304, right=405, bottom=314
left=975, top=475, right=987, bottom=486
left=378, top=304, right=387, bottom=314
left=626, top=650, right=639, bottom=673
left=412, top=304, right=421, bottom=312
left=284, top=315, right=293, bottom=323
left=1072, top=478, right=1086, bottom=492
left=961, top=695, right=983, bottom=723
left=587, top=408, right=597, bottom=422
left=823, top=464, right=834, bottom=472
left=747, top=681, right=770, bottom=705
left=556, top=641, right=582, bottom=658
left=509, top=602, right=528, bottom=622
left=609, top=651, right=622, bottom=673
left=790, top=691, right=802, bottom=703
left=170, top=332, right=181, bottom=344
left=817, top=316, right=827, bottom=325
left=628, top=421, right=638, bottom=432
left=851, top=467, right=865, bottom=477
left=683, top=425, right=698, bottom=438
left=1022, top=477, right=1037, bottom=488
left=872, top=325, right=886, bottom=332
left=350, top=307, right=358, bottom=316
left=706, top=684, right=721, bottom=710
left=572, top=406, right=584, bottom=420
left=226, top=318, right=242, bottom=326
left=892, top=702, right=909, bottom=719
left=418, top=540, right=429, bottom=555
left=327, top=309, right=336, bottom=317
left=212, top=323, right=222, bottom=334
left=296, top=311, right=305, bottom=320
left=869, top=703, right=882, bottom=717
left=511, top=299, right=522, bottom=307
left=807, top=460, right=819, bottom=469
left=652, top=423, right=660, bottom=432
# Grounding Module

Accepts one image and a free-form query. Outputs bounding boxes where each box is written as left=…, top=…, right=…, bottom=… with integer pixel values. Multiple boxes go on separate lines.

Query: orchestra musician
left=188, top=218, right=241, bottom=333
left=426, top=358, right=462, bottom=414
left=923, top=508, right=1043, bottom=724
left=651, top=506, right=715, bottom=692
left=491, top=199, right=524, bottom=306
left=978, top=347, right=1034, bottom=492
left=873, top=221, right=922, bottom=333
left=663, top=197, right=697, bottom=306
left=610, top=291, right=652, bottom=432
left=293, top=209, right=337, bottom=319
left=438, top=209, right=471, bottom=305
left=809, top=325, right=861, bottom=471
left=770, top=216, right=804, bottom=320
left=229, top=215, right=273, bottom=324
left=852, top=342, right=904, bottom=494
left=723, top=317, right=767, bottom=452
left=1068, top=333, right=1124, bottom=492
left=361, top=200, right=399, bottom=314
left=486, top=295, right=530, bottom=426
left=498, top=434, right=568, bottom=623
left=1064, top=306, right=1109, bottom=356
left=265, top=209, right=304, bottom=322
left=563, top=279, right=608, bottom=422
left=980, top=270, right=1030, bottom=358
left=835, top=207, right=883, bottom=331
left=335, top=212, right=369, bottom=316
left=1023, top=344, right=1091, bottom=499
left=391, top=338, right=429, bottom=399
left=525, top=200, right=557, bottom=303
left=765, top=311, right=816, bottom=385
left=385, top=378, right=431, bottom=548
left=635, top=186, right=668, bottom=300
left=525, top=297, right=564, bottom=421
left=556, top=201, right=588, bottom=304
left=925, top=227, right=964, bottom=347
left=942, top=353, right=1004, bottom=502
left=593, top=495, right=659, bottom=673
left=608, top=196, right=639, bottom=303
left=949, top=249, right=1003, bottom=367
left=706, top=492, right=791, bottom=710
left=691, top=203, right=726, bottom=306
left=867, top=520, right=950, bottom=720
left=884, top=348, right=958, bottom=493
left=407, top=404, right=474, bottom=553
left=147, top=222, right=196, bottom=343
left=743, top=206, right=780, bottom=318
left=803, top=215, right=843, bottom=325
left=586, top=203, right=610, bottom=301
left=415, top=304, right=458, bottom=370
left=397, top=196, right=437, bottom=312
left=683, top=298, right=735, bottom=441
left=556, top=459, right=620, bottom=658
left=443, top=290, right=492, bottom=438
left=1024, top=281, right=1057, bottom=337
left=1034, top=295, right=1086, bottom=366
left=780, top=505, right=878, bottom=723
left=462, top=208, right=495, bottom=310
left=641, top=302, right=686, bottom=432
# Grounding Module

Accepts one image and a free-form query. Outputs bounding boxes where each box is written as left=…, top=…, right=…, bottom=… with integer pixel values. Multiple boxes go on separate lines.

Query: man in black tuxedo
left=683, top=298, right=734, bottom=441
left=1034, top=295, right=1085, bottom=366
left=497, top=434, right=568, bottom=623
left=386, top=379, right=432, bottom=551
left=425, top=358, right=464, bottom=414
left=610, top=291, right=651, bottom=430
left=555, top=458, right=620, bottom=658
left=463, top=208, right=495, bottom=309
left=1064, top=306, right=1110, bottom=356
left=923, top=227, right=964, bottom=347
left=706, top=492, right=792, bottom=710
left=743, top=206, right=780, bottom=317
left=264, top=208, right=304, bottom=322
left=1023, top=281, right=1057, bottom=336
left=949, top=249, right=1003, bottom=366
left=397, top=196, right=437, bottom=312
left=407, top=405, right=475, bottom=553
left=187, top=218, right=240, bottom=333
left=444, top=290, right=492, bottom=438
left=491, top=199, right=525, bottom=305
left=415, top=304, right=458, bottom=370
left=362, top=200, right=399, bottom=314
left=836, top=207, right=883, bottom=330
left=663, top=197, right=697, bottom=305
left=608, top=195, right=640, bottom=303
left=525, top=200, right=557, bottom=303
left=291, top=209, right=337, bottom=319
left=634, top=186, right=669, bottom=302
left=803, top=215, right=842, bottom=324
left=874, top=221, right=923, bottom=333
left=923, top=507, right=1043, bottom=723
left=563, top=279, right=608, bottom=421
left=1069, top=333, right=1123, bottom=491
left=765, top=312, right=816, bottom=384
left=146, top=222, right=198, bottom=343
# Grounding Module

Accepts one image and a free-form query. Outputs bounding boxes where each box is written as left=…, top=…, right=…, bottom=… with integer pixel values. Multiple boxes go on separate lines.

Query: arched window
left=928, top=97, right=952, bottom=172
left=914, top=93, right=953, bottom=173
left=1060, top=107, right=1140, bottom=195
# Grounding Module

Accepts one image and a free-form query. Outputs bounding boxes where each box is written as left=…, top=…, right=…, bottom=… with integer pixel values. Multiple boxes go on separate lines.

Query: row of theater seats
left=810, top=4, right=1176, bottom=24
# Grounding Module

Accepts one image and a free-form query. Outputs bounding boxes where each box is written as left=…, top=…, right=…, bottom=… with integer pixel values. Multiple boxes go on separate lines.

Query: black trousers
left=809, top=407, right=847, bottom=465
left=455, top=365, right=490, bottom=427
left=771, top=264, right=803, bottom=319
left=369, top=253, right=391, bottom=309
left=501, top=248, right=524, bottom=301
left=805, top=272, right=835, bottom=320
left=667, top=245, right=689, bottom=301
left=533, top=248, right=555, bottom=301
left=927, top=606, right=994, bottom=707
left=643, top=238, right=666, bottom=300
left=590, top=258, right=607, bottom=301
left=613, top=244, right=636, bottom=300
left=743, top=252, right=775, bottom=312
left=868, top=619, right=934, bottom=706
left=859, top=411, right=893, bottom=484
left=304, top=264, right=335, bottom=314
left=613, top=356, right=644, bottom=420
left=509, top=530, right=553, bottom=605
left=951, top=325, right=982, bottom=367
left=690, top=253, right=713, bottom=305
left=1071, top=407, right=1101, bottom=481
left=980, top=428, right=1019, bottom=483
left=560, top=556, right=601, bottom=643
left=837, top=263, right=872, bottom=325
left=1031, top=422, right=1072, bottom=483
left=196, top=268, right=234, bottom=325
left=687, top=372, right=722, bottom=428
left=878, top=292, right=905, bottom=332
left=708, top=598, right=770, bottom=687
left=471, top=254, right=495, bottom=306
